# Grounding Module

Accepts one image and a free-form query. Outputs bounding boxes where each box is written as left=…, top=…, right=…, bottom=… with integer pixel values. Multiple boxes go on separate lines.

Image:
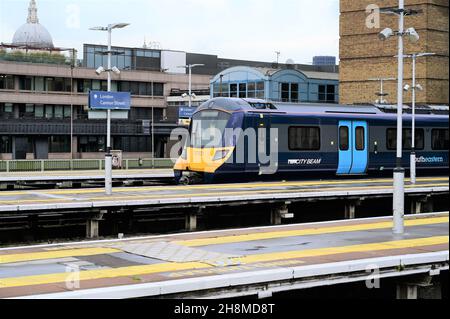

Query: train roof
left=197, top=98, right=449, bottom=119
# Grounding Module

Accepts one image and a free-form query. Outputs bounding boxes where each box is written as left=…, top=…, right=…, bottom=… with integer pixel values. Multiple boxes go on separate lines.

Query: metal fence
left=0, top=159, right=175, bottom=172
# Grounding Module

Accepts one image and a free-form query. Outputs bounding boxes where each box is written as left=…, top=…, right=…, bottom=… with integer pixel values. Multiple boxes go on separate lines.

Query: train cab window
left=191, top=111, right=231, bottom=148
left=339, top=126, right=349, bottom=151
left=289, top=127, right=321, bottom=151
left=432, top=129, right=449, bottom=150
left=387, top=129, right=425, bottom=150
left=355, top=127, right=365, bottom=151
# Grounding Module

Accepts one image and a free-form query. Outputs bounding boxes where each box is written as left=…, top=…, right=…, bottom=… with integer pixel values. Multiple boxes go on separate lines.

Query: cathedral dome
left=12, top=0, right=54, bottom=49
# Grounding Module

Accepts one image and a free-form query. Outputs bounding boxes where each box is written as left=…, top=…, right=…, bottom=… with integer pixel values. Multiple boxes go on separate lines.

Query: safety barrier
left=0, top=158, right=175, bottom=172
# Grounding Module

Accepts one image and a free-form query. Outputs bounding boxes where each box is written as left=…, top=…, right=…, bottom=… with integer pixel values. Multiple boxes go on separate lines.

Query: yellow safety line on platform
left=0, top=248, right=121, bottom=265
left=230, top=236, right=449, bottom=264
left=0, top=176, right=447, bottom=197
left=0, top=236, right=447, bottom=289
left=176, top=217, right=450, bottom=247
left=0, top=182, right=448, bottom=206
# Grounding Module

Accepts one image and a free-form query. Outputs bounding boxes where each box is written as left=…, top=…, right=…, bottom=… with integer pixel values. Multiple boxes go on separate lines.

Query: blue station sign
left=179, top=106, right=198, bottom=118
left=89, top=91, right=131, bottom=110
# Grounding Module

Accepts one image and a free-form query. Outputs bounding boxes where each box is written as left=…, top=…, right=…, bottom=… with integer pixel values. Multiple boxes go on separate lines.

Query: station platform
left=0, top=176, right=447, bottom=214
left=0, top=169, right=173, bottom=184
left=0, top=212, right=448, bottom=299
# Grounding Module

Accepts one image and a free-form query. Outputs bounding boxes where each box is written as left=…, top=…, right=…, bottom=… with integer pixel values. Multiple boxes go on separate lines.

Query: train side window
left=355, top=127, right=365, bottom=151
left=432, top=129, right=449, bottom=150
left=288, top=127, right=321, bottom=151
left=403, top=129, right=425, bottom=150
left=387, top=129, right=426, bottom=150
left=339, top=126, right=349, bottom=151
left=386, top=129, right=396, bottom=150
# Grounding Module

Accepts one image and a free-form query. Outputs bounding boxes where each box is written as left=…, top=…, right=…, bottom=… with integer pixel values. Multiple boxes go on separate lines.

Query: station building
left=210, top=66, right=339, bottom=103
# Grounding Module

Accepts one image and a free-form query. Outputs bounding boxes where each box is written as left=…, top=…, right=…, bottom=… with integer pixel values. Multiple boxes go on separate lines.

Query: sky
left=0, top=0, right=340, bottom=64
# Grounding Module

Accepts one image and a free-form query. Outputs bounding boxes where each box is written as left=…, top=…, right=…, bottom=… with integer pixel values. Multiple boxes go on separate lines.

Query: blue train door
left=337, top=121, right=368, bottom=175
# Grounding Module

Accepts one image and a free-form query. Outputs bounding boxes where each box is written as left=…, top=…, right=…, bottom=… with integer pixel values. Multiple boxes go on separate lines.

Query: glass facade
left=213, top=81, right=264, bottom=99
left=210, top=67, right=338, bottom=103
left=0, top=74, right=164, bottom=97
left=84, top=45, right=161, bottom=71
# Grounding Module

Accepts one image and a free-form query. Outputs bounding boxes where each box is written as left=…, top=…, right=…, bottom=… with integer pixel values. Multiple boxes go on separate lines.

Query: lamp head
left=416, top=84, right=424, bottom=91
left=403, top=84, right=411, bottom=92
left=406, top=27, right=420, bottom=43
left=111, top=66, right=121, bottom=75
left=181, top=93, right=188, bottom=98
left=109, top=23, right=130, bottom=30
left=95, top=66, right=105, bottom=75
left=379, top=28, right=394, bottom=41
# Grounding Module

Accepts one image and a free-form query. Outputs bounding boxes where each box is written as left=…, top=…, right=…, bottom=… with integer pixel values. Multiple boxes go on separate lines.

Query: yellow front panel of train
left=174, top=147, right=234, bottom=174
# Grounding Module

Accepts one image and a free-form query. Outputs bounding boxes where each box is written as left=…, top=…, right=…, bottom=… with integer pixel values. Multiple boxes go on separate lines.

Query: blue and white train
left=174, top=98, right=449, bottom=184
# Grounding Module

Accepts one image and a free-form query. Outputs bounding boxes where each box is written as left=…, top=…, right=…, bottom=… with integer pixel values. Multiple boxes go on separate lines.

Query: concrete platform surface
left=0, top=212, right=448, bottom=299
left=0, top=176, right=447, bottom=213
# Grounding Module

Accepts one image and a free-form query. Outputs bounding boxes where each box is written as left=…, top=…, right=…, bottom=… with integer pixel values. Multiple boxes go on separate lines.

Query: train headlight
left=213, top=150, right=230, bottom=161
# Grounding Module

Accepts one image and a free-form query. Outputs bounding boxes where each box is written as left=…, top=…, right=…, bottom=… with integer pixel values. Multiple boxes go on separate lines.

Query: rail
left=0, top=158, right=175, bottom=172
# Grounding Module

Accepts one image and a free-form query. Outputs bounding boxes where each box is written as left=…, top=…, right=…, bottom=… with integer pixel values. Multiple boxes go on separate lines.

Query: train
left=174, top=98, right=449, bottom=184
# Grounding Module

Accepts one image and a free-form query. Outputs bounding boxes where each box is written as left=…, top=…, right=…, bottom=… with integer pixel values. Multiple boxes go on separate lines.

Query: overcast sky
left=0, top=0, right=340, bottom=64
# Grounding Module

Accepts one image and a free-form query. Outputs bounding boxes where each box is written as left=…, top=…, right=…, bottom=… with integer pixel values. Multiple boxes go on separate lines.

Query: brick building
left=339, top=0, right=449, bottom=105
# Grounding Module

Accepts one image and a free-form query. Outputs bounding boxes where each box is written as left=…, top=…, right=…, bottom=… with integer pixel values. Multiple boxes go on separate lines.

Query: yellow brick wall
left=339, top=0, right=449, bottom=105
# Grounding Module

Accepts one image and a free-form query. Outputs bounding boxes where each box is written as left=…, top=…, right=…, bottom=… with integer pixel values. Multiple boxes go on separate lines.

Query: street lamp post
left=378, top=0, right=420, bottom=235
left=90, top=23, right=130, bottom=195
left=178, top=64, right=205, bottom=107
left=369, top=77, right=396, bottom=104
left=402, top=52, right=435, bottom=185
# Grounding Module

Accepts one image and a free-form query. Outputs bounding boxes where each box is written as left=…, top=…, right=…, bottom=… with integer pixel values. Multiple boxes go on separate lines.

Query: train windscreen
left=191, top=110, right=231, bottom=148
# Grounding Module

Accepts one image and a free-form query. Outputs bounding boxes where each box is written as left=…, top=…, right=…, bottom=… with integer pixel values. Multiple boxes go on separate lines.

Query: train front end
left=174, top=106, right=244, bottom=184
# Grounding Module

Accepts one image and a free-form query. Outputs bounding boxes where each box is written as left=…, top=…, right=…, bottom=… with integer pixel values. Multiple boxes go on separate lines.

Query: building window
left=432, top=129, right=449, bottom=150
left=256, top=82, right=265, bottom=99
left=34, top=77, right=44, bottom=91
left=288, top=126, right=321, bottom=151
left=291, top=83, right=299, bottom=102
left=54, top=105, right=64, bottom=119
left=45, top=105, right=54, bottom=119
left=19, top=104, right=35, bottom=119
left=387, top=129, right=425, bottom=150
left=35, top=105, right=44, bottom=118
left=239, top=83, right=247, bottom=98
left=247, top=82, right=256, bottom=98
left=230, top=83, right=238, bottom=97
left=78, top=136, right=106, bottom=153
left=319, top=85, right=336, bottom=103
left=19, top=76, right=33, bottom=90
left=280, top=83, right=299, bottom=102
left=0, top=136, right=12, bottom=153
left=281, top=83, right=290, bottom=102
left=0, top=75, right=14, bottom=90
left=64, top=106, right=72, bottom=118
left=49, top=136, right=70, bottom=153
left=114, top=136, right=152, bottom=152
